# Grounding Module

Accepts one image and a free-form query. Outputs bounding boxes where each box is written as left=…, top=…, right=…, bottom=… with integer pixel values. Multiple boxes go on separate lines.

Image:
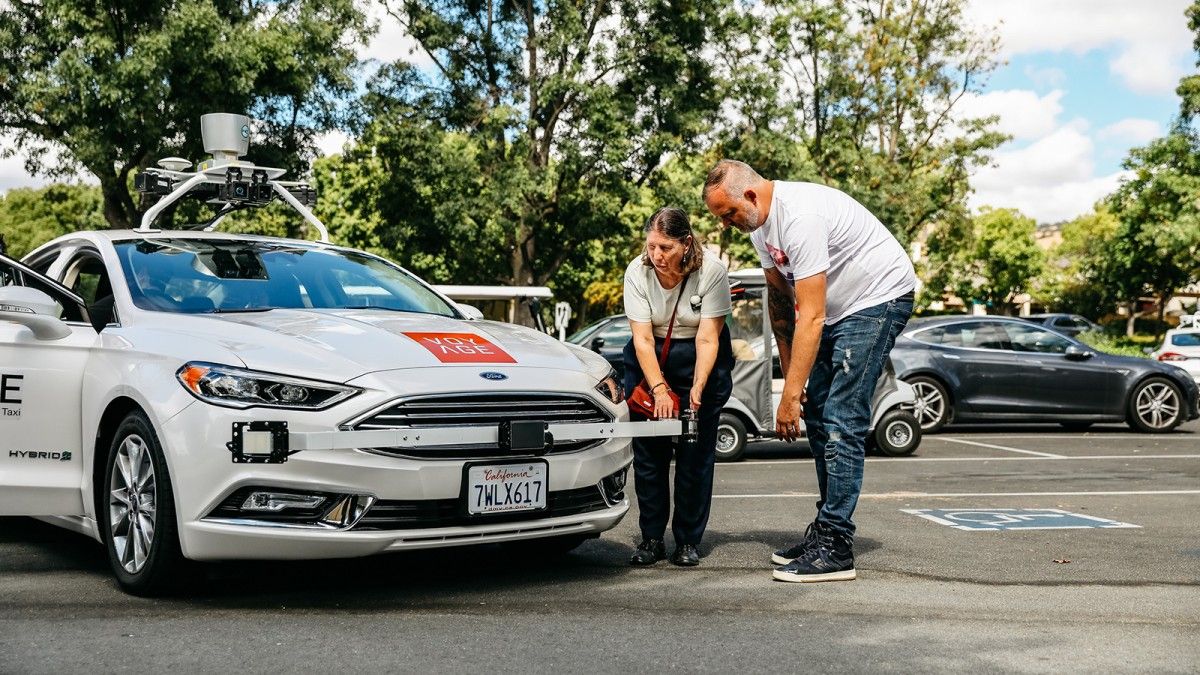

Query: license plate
left=465, top=461, right=548, bottom=515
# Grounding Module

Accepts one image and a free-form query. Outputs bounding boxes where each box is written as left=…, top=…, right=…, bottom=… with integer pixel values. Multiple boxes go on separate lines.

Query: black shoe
left=771, top=522, right=821, bottom=566
left=670, top=544, right=701, bottom=567
left=772, top=531, right=856, bottom=583
left=629, top=539, right=666, bottom=566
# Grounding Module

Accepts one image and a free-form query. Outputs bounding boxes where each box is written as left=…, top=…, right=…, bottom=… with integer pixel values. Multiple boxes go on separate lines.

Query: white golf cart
left=718, top=268, right=922, bottom=461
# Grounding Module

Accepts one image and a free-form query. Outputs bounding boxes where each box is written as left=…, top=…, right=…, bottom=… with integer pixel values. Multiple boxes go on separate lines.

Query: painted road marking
left=712, top=489, right=1200, bottom=499
left=903, top=508, right=1139, bottom=531
left=937, top=434, right=1199, bottom=440
left=717, top=454, right=1200, bottom=466
left=932, top=437, right=1065, bottom=458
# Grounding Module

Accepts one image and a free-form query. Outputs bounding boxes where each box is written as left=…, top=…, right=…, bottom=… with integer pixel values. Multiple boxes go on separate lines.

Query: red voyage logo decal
left=403, top=332, right=517, bottom=364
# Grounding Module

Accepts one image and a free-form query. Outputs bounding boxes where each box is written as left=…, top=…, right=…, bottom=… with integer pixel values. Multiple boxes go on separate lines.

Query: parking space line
left=940, top=434, right=1198, bottom=441
left=716, top=454, right=1200, bottom=467
left=933, top=437, right=1066, bottom=458
left=713, top=489, right=1200, bottom=499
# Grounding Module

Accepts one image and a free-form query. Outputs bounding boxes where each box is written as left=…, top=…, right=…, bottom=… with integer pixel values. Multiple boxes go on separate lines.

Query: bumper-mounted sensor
left=227, top=421, right=294, bottom=463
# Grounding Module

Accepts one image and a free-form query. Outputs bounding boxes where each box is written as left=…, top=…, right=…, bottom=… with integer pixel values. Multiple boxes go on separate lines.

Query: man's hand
left=775, top=387, right=807, bottom=442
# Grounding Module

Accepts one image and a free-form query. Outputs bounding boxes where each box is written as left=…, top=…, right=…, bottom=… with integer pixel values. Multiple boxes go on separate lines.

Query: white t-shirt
left=624, top=251, right=732, bottom=339
left=751, top=181, right=916, bottom=325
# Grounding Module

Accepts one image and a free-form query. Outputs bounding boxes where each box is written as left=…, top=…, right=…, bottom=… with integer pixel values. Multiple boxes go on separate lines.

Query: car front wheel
left=103, top=410, right=186, bottom=595
left=1126, top=377, right=1184, bottom=433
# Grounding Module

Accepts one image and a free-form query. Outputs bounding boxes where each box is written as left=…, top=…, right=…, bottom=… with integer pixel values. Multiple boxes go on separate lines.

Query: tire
left=1059, top=421, right=1093, bottom=432
left=102, top=410, right=187, bottom=596
left=1126, top=377, right=1185, bottom=434
left=715, top=413, right=748, bottom=463
left=904, top=376, right=951, bottom=433
left=872, top=408, right=922, bottom=457
left=503, top=533, right=591, bottom=558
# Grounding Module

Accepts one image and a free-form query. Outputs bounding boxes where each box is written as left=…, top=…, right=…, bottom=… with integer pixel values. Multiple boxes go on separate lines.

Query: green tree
left=348, top=0, right=732, bottom=324
left=1097, top=0, right=1200, bottom=337
left=928, top=207, right=1043, bottom=313
left=716, top=0, right=1006, bottom=247
left=1038, top=207, right=1120, bottom=319
left=0, top=0, right=372, bottom=229
left=0, top=184, right=107, bottom=258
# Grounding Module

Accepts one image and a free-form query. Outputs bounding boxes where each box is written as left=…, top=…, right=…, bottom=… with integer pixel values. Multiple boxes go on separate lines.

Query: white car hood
left=144, top=309, right=588, bottom=382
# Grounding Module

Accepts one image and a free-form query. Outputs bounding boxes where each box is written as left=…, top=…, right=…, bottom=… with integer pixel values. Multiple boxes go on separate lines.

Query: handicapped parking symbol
left=902, top=508, right=1139, bottom=531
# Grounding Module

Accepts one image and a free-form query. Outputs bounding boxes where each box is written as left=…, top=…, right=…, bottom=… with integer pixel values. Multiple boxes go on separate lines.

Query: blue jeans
left=803, top=293, right=913, bottom=541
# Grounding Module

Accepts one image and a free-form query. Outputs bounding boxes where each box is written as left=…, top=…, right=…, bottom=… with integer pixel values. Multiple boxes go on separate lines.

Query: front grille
left=352, top=485, right=611, bottom=530
left=352, top=393, right=612, bottom=459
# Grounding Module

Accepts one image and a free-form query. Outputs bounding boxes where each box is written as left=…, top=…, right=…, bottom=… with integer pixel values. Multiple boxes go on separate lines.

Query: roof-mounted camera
left=134, top=113, right=327, bottom=241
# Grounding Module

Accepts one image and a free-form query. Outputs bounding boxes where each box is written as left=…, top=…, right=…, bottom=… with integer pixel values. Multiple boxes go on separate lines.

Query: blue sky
left=1, top=0, right=1196, bottom=226
left=960, top=0, right=1195, bottom=222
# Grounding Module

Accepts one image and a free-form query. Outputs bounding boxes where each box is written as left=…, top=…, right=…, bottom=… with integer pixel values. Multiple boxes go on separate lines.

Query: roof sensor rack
left=134, top=113, right=329, bottom=242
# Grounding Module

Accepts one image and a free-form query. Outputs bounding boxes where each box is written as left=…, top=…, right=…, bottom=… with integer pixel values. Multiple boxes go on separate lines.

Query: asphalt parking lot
left=2, top=421, right=1198, bottom=673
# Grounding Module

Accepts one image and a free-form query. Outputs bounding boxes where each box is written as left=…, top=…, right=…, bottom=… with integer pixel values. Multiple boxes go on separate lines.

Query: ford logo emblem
left=479, top=371, right=508, bottom=381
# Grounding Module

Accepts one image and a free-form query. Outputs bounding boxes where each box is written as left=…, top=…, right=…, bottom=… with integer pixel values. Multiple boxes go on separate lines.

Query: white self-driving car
left=0, top=114, right=680, bottom=595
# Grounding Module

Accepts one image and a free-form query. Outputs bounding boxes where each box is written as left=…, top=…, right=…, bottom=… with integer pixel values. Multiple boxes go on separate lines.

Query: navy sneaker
left=772, top=531, right=856, bottom=583
left=770, top=522, right=821, bottom=566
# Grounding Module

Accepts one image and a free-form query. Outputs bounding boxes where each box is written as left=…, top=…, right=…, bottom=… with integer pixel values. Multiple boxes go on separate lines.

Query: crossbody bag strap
left=657, top=273, right=691, bottom=367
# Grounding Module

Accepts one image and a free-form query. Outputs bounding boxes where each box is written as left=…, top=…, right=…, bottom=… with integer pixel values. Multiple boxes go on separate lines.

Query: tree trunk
left=99, top=174, right=135, bottom=229
left=510, top=226, right=538, bottom=329
left=1156, top=292, right=1171, bottom=342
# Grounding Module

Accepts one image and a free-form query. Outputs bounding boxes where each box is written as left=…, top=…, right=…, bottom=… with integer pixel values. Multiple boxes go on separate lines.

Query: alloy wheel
left=716, top=425, right=739, bottom=453
left=108, top=434, right=157, bottom=574
left=910, top=381, right=946, bottom=430
left=1135, top=382, right=1181, bottom=431
left=885, top=419, right=913, bottom=447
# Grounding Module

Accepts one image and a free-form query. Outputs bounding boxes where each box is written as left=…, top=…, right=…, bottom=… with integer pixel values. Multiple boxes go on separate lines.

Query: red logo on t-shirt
left=403, top=332, right=517, bottom=363
left=766, top=243, right=790, bottom=267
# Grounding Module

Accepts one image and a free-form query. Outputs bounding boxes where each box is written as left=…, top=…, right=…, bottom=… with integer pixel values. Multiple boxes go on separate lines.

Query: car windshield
left=114, top=238, right=458, bottom=317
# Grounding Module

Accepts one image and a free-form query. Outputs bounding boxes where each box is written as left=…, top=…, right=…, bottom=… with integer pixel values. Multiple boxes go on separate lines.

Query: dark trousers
left=623, top=327, right=734, bottom=545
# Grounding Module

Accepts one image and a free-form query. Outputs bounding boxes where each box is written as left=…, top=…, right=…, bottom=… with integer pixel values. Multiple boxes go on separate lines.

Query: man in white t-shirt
left=703, top=159, right=916, bottom=583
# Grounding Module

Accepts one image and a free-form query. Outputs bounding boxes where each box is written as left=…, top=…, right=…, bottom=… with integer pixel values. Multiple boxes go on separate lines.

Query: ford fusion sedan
left=890, top=316, right=1200, bottom=433
left=0, top=233, right=679, bottom=595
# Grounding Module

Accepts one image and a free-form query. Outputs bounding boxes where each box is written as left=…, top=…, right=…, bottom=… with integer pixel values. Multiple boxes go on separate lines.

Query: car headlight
left=595, top=367, right=624, bottom=404
left=176, top=362, right=360, bottom=410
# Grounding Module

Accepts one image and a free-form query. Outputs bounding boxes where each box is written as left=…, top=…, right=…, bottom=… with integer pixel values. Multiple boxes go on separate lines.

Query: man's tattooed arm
left=764, top=267, right=796, bottom=374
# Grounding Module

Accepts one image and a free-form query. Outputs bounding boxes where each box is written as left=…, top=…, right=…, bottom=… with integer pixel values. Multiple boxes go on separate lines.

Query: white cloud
left=957, top=89, right=1064, bottom=140
left=970, top=123, right=1130, bottom=222
left=314, top=130, right=351, bottom=157
left=1022, top=65, right=1066, bottom=89
left=965, top=0, right=1193, bottom=95
left=1097, top=118, right=1162, bottom=145
left=359, top=2, right=432, bottom=69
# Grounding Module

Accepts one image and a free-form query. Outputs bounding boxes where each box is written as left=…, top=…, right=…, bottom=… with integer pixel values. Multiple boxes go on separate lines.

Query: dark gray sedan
left=891, top=316, right=1200, bottom=433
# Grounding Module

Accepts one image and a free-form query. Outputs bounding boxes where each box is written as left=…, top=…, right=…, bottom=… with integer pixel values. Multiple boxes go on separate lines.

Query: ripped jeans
left=803, top=292, right=913, bottom=541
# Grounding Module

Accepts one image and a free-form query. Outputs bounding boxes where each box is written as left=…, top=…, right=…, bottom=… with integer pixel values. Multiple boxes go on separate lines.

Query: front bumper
left=157, top=383, right=683, bottom=561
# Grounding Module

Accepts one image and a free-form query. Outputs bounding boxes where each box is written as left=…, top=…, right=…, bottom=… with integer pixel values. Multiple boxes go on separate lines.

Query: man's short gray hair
left=703, top=159, right=763, bottom=201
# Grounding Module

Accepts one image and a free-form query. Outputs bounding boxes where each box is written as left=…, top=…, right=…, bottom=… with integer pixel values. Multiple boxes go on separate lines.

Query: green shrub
left=1076, top=331, right=1151, bottom=358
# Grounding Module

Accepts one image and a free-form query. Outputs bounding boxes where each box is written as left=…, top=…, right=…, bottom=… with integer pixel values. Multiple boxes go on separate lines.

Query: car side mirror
left=590, top=336, right=605, bottom=352
left=455, top=302, right=484, bottom=320
left=1064, top=345, right=1094, bottom=361
left=0, top=286, right=72, bottom=340
left=89, top=295, right=115, bottom=334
